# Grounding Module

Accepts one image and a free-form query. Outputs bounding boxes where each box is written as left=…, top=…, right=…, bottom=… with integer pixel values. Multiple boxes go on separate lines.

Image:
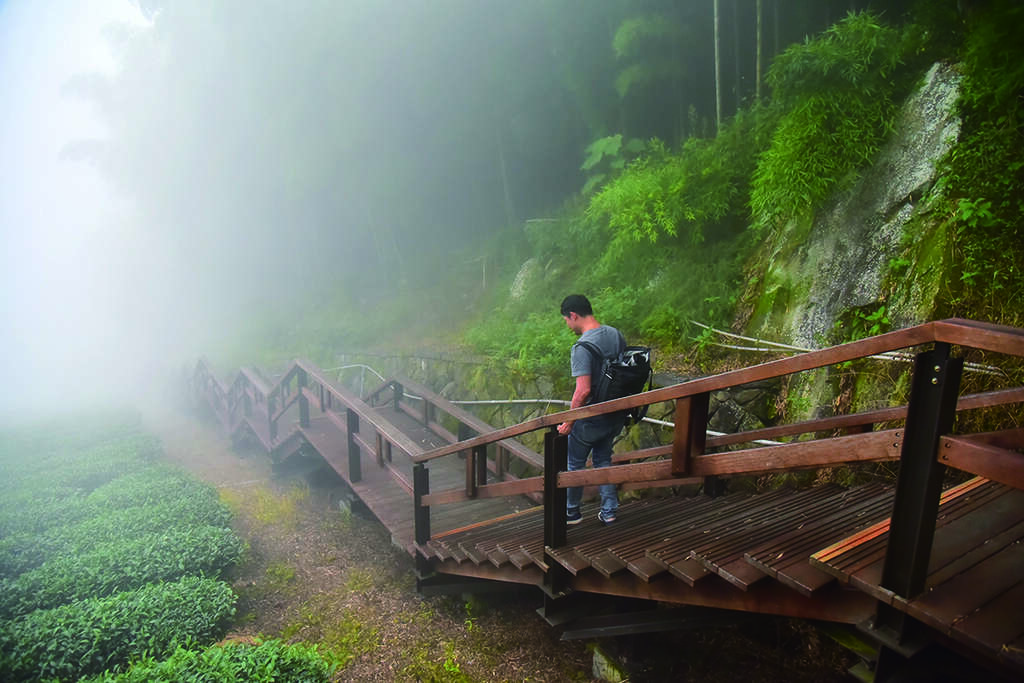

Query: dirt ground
left=143, top=405, right=858, bottom=682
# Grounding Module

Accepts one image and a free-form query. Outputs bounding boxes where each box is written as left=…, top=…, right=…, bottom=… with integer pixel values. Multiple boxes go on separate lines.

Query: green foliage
left=585, top=108, right=770, bottom=265
left=0, top=491, right=232, bottom=578
left=932, top=0, right=1024, bottom=323
left=465, top=309, right=576, bottom=380
left=81, top=643, right=335, bottom=683
left=611, top=13, right=686, bottom=99
left=580, top=134, right=646, bottom=195
left=833, top=304, right=891, bottom=345
left=751, top=12, right=909, bottom=227
left=0, top=524, right=244, bottom=618
left=0, top=576, right=236, bottom=682
left=280, top=603, right=377, bottom=670
left=80, top=639, right=336, bottom=683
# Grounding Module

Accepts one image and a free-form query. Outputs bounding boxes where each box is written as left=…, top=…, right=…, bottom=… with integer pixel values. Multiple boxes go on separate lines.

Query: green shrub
left=750, top=11, right=908, bottom=227
left=0, top=466, right=212, bottom=538
left=0, top=576, right=236, bottom=682
left=80, top=639, right=337, bottom=682
left=934, top=0, right=1024, bottom=323
left=0, top=492, right=232, bottom=579
left=0, top=525, right=244, bottom=618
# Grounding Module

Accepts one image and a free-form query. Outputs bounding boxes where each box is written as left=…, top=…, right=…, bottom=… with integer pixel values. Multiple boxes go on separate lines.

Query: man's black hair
left=560, top=294, right=593, bottom=317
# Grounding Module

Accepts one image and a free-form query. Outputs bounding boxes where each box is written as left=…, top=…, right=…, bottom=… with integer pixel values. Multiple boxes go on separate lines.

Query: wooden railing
left=194, top=318, right=1024, bottom=609
left=363, top=375, right=544, bottom=503
left=193, top=357, right=427, bottom=498
left=407, top=318, right=1023, bottom=600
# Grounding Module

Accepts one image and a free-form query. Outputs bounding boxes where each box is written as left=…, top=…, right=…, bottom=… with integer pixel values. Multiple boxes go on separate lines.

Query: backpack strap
left=574, top=340, right=610, bottom=407
left=574, top=339, right=607, bottom=364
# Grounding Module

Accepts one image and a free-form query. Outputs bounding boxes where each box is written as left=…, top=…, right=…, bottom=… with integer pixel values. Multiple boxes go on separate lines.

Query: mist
left=0, top=0, right=902, bottom=420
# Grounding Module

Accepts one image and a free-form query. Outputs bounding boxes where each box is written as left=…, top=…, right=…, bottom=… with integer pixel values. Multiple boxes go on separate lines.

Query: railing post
left=543, top=428, right=570, bottom=597
left=297, top=369, right=310, bottom=428
left=413, top=463, right=432, bottom=576
left=871, top=343, right=963, bottom=672
left=672, top=392, right=709, bottom=476
left=347, top=408, right=361, bottom=483
left=393, top=382, right=403, bottom=413
left=496, top=445, right=507, bottom=480
left=268, top=394, right=277, bottom=442
left=474, top=444, right=487, bottom=488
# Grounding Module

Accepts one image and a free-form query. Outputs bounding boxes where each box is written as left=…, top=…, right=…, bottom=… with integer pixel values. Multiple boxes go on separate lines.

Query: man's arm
left=557, top=374, right=591, bottom=435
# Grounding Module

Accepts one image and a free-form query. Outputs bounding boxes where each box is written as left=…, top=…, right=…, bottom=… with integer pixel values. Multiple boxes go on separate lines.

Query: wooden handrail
left=294, top=360, right=426, bottom=459
left=413, top=319, right=1024, bottom=463
left=393, top=374, right=544, bottom=470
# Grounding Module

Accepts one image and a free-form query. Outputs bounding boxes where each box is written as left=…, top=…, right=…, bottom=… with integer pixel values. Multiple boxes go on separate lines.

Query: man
left=557, top=294, right=627, bottom=525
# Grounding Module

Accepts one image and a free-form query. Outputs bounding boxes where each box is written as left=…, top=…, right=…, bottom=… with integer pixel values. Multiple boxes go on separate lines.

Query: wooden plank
left=812, top=477, right=989, bottom=566
left=952, top=579, right=1024, bottom=661
left=815, top=481, right=1012, bottom=600
left=911, top=540, right=1024, bottom=632
left=668, top=557, right=713, bottom=585
left=745, top=485, right=892, bottom=572
left=421, top=475, right=543, bottom=506
left=707, top=387, right=1024, bottom=449
left=924, top=518, right=1024, bottom=590
left=627, top=555, right=670, bottom=582
left=591, top=551, right=628, bottom=578
left=939, top=436, right=1024, bottom=490
left=933, top=318, right=1024, bottom=357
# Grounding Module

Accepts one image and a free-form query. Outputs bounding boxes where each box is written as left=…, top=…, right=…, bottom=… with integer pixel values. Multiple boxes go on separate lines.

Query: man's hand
left=557, top=421, right=573, bottom=435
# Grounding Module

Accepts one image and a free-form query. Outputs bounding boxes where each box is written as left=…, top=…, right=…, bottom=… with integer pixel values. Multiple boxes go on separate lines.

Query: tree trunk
left=495, top=117, right=515, bottom=226
left=733, top=0, right=741, bottom=113
left=756, top=0, right=762, bottom=102
left=714, top=0, right=722, bottom=132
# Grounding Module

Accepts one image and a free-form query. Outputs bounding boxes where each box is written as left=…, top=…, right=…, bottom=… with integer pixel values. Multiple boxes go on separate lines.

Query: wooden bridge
left=193, top=318, right=1024, bottom=681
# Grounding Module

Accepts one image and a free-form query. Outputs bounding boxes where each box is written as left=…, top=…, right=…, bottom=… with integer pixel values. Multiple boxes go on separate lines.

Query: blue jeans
left=567, top=414, right=625, bottom=516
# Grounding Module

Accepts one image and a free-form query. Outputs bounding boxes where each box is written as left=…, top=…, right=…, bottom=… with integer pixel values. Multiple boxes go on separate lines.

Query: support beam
left=872, top=344, right=963, bottom=670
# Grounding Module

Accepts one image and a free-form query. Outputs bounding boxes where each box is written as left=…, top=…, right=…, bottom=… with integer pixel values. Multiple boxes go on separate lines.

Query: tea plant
left=0, top=524, right=244, bottom=618
left=0, top=489, right=231, bottom=579
left=0, top=576, right=236, bottom=682
left=80, top=639, right=337, bottom=682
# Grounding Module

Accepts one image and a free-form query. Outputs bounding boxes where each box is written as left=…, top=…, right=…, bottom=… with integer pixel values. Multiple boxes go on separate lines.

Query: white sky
left=0, top=0, right=145, bottom=417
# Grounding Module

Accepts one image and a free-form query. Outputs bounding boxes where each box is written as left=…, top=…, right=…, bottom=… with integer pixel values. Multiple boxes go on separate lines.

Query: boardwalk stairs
left=193, top=318, right=1024, bottom=682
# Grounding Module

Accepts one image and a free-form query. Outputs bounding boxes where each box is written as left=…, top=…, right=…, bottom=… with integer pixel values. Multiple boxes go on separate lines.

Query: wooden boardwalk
left=193, top=318, right=1024, bottom=681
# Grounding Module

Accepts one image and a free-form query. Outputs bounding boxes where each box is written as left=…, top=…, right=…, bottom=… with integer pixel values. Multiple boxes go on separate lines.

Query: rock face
left=751, top=62, right=963, bottom=348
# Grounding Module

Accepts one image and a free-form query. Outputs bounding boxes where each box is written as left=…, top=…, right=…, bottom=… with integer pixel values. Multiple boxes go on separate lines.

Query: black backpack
left=575, top=340, right=653, bottom=425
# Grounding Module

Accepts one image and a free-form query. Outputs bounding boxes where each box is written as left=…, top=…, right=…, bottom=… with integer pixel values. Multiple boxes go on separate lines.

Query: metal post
left=543, top=428, right=568, bottom=550
left=543, top=428, right=570, bottom=597
left=872, top=343, right=963, bottom=673
left=347, top=408, right=361, bottom=482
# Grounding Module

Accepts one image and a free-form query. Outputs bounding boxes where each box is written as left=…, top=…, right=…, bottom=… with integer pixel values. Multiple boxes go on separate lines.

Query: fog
left=0, top=0, right=892, bottom=420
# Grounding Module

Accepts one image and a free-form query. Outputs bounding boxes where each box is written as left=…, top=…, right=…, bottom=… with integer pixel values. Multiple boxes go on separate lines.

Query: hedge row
left=0, top=525, right=245, bottom=618
left=80, top=639, right=337, bottom=682
left=0, top=491, right=232, bottom=579
left=0, top=576, right=236, bottom=682
left=0, top=465, right=206, bottom=538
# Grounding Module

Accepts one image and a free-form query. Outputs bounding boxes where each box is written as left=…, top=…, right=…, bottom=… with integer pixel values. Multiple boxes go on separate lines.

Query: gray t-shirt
left=571, top=325, right=626, bottom=378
